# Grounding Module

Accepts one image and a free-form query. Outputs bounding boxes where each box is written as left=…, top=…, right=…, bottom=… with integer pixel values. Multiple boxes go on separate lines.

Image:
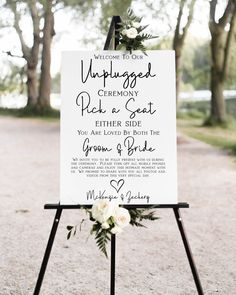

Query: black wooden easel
left=33, top=16, right=204, bottom=295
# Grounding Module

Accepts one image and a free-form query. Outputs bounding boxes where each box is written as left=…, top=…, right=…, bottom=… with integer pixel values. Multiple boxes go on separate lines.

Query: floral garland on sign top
left=67, top=200, right=158, bottom=257
left=117, top=9, right=158, bottom=54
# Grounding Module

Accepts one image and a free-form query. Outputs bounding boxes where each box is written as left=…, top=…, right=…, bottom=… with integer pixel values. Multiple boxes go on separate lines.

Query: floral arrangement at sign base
left=116, top=9, right=158, bottom=55
left=67, top=200, right=159, bottom=258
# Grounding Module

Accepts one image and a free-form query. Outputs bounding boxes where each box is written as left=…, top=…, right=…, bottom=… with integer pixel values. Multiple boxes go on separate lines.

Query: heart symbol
left=110, top=179, right=125, bottom=193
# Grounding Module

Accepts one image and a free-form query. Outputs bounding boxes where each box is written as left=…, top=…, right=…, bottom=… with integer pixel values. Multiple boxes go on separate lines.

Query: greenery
left=0, top=61, right=26, bottom=93
left=153, top=35, right=236, bottom=91
left=178, top=98, right=236, bottom=126
left=66, top=204, right=159, bottom=258
left=100, top=0, right=132, bottom=33
left=117, top=9, right=158, bottom=54
left=178, top=118, right=236, bottom=157
left=0, top=106, right=60, bottom=119
left=178, top=97, right=236, bottom=153
left=182, top=39, right=211, bottom=91
left=129, top=208, right=158, bottom=227
left=51, top=73, right=60, bottom=94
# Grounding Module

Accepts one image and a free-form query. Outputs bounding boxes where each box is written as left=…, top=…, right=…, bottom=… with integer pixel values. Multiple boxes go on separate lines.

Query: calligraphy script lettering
left=83, top=137, right=112, bottom=157
left=76, top=91, right=106, bottom=116
left=81, top=59, right=156, bottom=88
left=76, top=92, right=156, bottom=119
left=123, top=136, right=155, bottom=156
left=125, top=97, right=156, bottom=119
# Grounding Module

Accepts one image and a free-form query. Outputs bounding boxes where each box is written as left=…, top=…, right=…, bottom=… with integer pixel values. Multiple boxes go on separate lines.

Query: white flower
left=113, top=207, right=131, bottom=229
left=132, top=22, right=140, bottom=29
left=101, top=222, right=110, bottom=229
left=91, top=200, right=117, bottom=224
left=122, top=29, right=127, bottom=36
left=111, top=226, right=123, bottom=234
left=126, top=27, right=138, bottom=39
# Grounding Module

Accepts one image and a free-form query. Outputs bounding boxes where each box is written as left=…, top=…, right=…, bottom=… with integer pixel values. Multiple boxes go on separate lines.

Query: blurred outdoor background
left=0, top=1, right=236, bottom=294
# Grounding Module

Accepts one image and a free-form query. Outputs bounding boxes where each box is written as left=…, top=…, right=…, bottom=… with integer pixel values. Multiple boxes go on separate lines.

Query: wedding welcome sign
left=60, top=50, right=177, bottom=205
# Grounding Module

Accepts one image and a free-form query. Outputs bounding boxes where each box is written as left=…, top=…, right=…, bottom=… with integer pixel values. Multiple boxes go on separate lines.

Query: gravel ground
left=0, top=116, right=236, bottom=295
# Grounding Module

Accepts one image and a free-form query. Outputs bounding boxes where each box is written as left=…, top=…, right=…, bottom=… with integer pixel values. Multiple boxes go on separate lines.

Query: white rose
left=101, top=222, right=110, bottom=229
left=113, top=207, right=131, bottom=228
left=111, top=226, right=123, bottom=234
left=122, top=29, right=127, bottom=36
left=132, top=22, right=140, bottom=29
left=126, top=27, right=138, bottom=39
left=91, top=200, right=117, bottom=224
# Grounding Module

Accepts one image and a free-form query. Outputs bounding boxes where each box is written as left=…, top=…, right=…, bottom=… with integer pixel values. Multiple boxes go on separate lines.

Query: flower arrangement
left=117, top=9, right=158, bottom=54
left=67, top=200, right=158, bottom=258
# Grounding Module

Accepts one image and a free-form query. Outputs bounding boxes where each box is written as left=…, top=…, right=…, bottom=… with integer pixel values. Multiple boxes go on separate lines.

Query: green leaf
left=129, top=208, right=159, bottom=228
left=90, top=216, right=95, bottom=222
left=130, top=220, right=146, bottom=227
left=79, top=219, right=85, bottom=231
left=67, top=230, right=72, bottom=240
left=117, top=8, right=158, bottom=55
left=116, top=44, right=126, bottom=50
left=138, top=25, right=149, bottom=33
left=94, top=229, right=111, bottom=258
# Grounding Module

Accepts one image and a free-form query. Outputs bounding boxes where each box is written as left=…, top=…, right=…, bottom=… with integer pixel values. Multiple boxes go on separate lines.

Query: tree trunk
left=175, top=47, right=181, bottom=104
left=38, top=0, right=54, bottom=109
left=26, top=65, right=38, bottom=106
left=210, top=67, right=225, bottom=122
left=209, top=28, right=226, bottom=123
left=208, top=0, right=236, bottom=125
left=7, top=0, right=40, bottom=109
left=173, top=0, right=196, bottom=105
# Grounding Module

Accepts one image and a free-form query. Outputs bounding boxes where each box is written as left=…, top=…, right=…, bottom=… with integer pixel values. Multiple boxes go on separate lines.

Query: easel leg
left=173, top=208, right=204, bottom=295
left=110, top=234, right=116, bottom=295
left=33, top=208, right=62, bottom=295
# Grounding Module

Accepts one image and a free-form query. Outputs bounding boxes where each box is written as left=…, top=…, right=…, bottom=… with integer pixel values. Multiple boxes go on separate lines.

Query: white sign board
left=60, top=50, right=177, bottom=205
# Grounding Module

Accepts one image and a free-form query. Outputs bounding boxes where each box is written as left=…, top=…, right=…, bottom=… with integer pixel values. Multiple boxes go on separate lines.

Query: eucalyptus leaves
left=67, top=200, right=159, bottom=258
left=117, top=9, right=158, bottom=54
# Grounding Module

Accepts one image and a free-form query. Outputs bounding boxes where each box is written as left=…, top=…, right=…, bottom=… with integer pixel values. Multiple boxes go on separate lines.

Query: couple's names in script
left=86, top=189, right=151, bottom=204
